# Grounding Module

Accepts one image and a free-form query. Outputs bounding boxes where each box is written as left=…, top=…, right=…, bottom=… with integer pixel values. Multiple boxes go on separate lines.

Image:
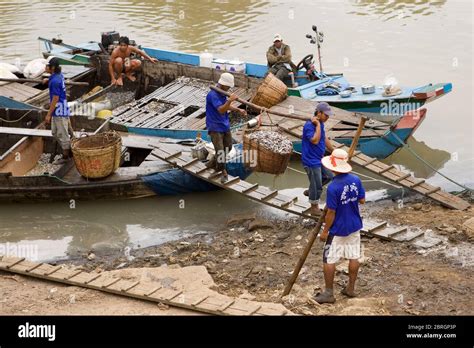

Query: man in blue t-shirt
left=44, top=57, right=72, bottom=165
left=302, top=102, right=335, bottom=216
left=205, top=73, right=247, bottom=183
left=313, top=148, right=366, bottom=304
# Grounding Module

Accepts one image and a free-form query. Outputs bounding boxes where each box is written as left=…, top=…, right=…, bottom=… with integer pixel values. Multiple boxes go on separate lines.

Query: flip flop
left=341, top=288, right=357, bottom=298
left=313, top=291, right=336, bottom=304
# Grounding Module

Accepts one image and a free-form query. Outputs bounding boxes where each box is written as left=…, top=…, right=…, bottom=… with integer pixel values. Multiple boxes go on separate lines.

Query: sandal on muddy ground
left=341, top=288, right=357, bottom=298
left=313, top=291, right=336, bottom=304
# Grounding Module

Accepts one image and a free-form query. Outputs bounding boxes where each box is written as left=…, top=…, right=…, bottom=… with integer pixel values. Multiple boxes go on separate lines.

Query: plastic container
left=199, top=50, right=213, bottom=68
left=97, top=109, right=113, bottom=119
left=211, top=59, right=228, bottom=70
left=225, top=60, right=246, bottom=73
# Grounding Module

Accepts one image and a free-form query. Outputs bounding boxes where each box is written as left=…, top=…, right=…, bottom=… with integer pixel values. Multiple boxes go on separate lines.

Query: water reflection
left=384, top=137, right=451, bottom=178
left=0, top=191, right=264, bottom=261
left=0, top=0, right=271, bottom=62
left=348, top=0, right=447, bottom=20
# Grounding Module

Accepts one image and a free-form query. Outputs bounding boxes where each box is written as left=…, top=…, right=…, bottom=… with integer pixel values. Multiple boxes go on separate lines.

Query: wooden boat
left=39, top=37, right=101, bottom=66
left=288, top=76, right=451, bottom=121
left=0, top=106, right=250, bottom=203
left=93, top=52, right=426, bottom=159
left=138, top=46, right=451, bottom=120
left=38, top=36, right=451, bottom=120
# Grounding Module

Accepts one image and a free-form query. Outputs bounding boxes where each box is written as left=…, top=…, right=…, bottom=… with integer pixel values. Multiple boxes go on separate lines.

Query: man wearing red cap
left=314, top=148, right=366, bottom=304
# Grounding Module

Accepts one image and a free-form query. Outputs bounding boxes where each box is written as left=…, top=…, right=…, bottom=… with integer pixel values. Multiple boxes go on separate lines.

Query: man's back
left=326, top=173, right=365, bottom=237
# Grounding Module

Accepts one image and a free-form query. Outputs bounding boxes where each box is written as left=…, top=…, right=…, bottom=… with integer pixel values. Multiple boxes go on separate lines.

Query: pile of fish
left=106, top=91, right=136, bottom=109
left=26, top=154, right=62, bottom=176
left=246, top=131, right=293, bottom=155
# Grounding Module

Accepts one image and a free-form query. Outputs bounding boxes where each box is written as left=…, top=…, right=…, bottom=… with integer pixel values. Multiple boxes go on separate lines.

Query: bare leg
left=125, top=59, right=141, bottom=81
left=63, top=149, right=71, bottom=160
left=113, top=57, right=124, bottom=86
left=314, top=263, right=336, bottom=304
left=344, top=259, right=360, bottom=296
left=323, top=263, right=336, bottom=291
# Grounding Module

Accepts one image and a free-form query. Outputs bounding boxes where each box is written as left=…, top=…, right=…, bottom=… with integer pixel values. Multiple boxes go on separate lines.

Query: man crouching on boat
left=205, top=73, right=247, bottom=183
left=44, top=57, right=71, bottom=165
left=109, top=36, right=158, bottom=86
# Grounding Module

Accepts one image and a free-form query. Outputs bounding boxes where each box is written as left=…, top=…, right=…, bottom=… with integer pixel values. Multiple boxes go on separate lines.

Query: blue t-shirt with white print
left=326, top=173, right=365, bottom=236
left=48, top=73, right=69, bottom=117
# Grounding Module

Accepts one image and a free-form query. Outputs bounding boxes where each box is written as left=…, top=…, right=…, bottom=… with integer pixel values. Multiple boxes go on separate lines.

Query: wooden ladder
left=148, top=144, right=314, bottom=217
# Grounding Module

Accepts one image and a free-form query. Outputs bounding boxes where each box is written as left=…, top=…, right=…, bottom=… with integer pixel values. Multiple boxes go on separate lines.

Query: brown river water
left=0, top=0, right=472, bottom=260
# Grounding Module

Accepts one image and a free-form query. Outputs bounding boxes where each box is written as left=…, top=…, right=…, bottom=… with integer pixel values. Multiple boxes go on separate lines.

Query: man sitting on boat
left=314, top=148, right=365, bottom=304
left=205, top=73, right=247, bottom=183
left=266, top=34, right=296, bottom=82
left=302, top=102, right=335, bottom=216
left=44, top=57, right=71, bottom=165
left=109, top=36, right=158, bottom=86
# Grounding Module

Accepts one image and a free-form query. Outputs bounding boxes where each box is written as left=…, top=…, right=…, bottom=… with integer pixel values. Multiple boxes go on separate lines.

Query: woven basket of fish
left=243, top=129, right=293, bottom=175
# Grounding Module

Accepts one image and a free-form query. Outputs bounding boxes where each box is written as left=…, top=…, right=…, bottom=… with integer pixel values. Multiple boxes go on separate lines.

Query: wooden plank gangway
left=0, top=256, right=291, bottom=316
left=0, top=123, right=468, bottom=210
left=148, top=143, right=315, bottom=217
left=260, top=97, right=470, bottom=211
left=148, top=141, right=444, bottom=247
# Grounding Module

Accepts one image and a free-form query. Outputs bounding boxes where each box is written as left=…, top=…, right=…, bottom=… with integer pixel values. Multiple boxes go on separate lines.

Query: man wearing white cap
left=313, top=149, right=366, bottom=304
left=266, top=34, right=296, bottom=81
left=205, top=72, right=247, bottom=183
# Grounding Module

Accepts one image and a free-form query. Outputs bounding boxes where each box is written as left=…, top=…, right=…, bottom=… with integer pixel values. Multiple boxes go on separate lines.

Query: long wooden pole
left=282, top=206, right=328, bottom=297
left=0, top=78, right=89, bottom=86
left=348, top=116, right=367, bottom=158
left=281, top=116, right=367, bottom=298
left=210, top=85, right=310, bottom=122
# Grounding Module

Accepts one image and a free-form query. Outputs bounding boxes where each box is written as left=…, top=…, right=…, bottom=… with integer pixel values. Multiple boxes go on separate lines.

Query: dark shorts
left=207, top=130, right=233, bottom=171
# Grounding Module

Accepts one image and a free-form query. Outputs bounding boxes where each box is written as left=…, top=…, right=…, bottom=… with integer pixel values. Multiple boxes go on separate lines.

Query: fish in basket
left=243, top=129, right=293, bottom=175
left=71, top=131, right=122, bottom=179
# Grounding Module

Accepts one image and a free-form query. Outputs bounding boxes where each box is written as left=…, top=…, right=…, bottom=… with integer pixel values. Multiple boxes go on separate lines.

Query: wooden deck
left=0, top=82, right=40, bottom=102
left=0, top=255, right=292, bottom=316
left=110, top=77, right=254, bottom=131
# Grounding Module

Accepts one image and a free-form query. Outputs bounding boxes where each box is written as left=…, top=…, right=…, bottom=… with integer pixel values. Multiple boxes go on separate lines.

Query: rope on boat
left=389, top=132, right=473, bottom=196
left=289, top=150, right=406, bottom=192
left=0, top=109, right=35, bottom=123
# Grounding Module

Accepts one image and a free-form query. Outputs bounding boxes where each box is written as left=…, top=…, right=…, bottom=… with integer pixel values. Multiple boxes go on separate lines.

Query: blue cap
left=315, top=102, right=334, bottom=117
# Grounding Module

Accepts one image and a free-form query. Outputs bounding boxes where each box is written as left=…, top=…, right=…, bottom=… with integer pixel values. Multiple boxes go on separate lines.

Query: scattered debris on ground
left=55, top=200, right=473, bottom=316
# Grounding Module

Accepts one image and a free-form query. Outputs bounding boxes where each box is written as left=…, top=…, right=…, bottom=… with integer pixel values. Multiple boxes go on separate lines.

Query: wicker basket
left=71, top=131, right=122, bottom=179
left=243, top=129, right=292, bottom=175
left=251, top=73, right=288, bottom=108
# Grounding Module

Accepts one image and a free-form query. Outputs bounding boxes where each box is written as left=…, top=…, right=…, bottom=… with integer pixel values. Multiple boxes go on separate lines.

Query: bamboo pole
left=348, top=116, right=367, bottom=158
left=281, top=206, right=328, bottom=297
left=210, top=85, right=310, bottom=122
left=281, top=116, right=367, bottom=298
left=0, top=78, right=89, bottom=86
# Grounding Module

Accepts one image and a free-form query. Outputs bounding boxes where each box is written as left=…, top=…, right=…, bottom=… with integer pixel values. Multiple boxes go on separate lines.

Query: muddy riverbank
left=43, top=198, right=474, bottom=316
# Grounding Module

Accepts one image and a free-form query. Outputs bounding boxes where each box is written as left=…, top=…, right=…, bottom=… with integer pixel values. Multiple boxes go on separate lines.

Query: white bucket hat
left=322, top=149, right=352, bottom=174
left=273, top=34, right=283, bottom=42
left=218, top=72, right=235, bottom=88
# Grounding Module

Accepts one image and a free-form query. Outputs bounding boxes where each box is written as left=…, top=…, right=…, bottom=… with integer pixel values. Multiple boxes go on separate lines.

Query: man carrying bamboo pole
left=302, top=102, right=335, bottom=216
left=205, top=73, right=247, bottom=183
left=314, top=149, right=366, bottom=304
